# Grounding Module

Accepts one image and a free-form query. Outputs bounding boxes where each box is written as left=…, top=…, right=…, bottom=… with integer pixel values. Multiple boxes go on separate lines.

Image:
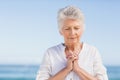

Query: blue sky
left=0, top=0, right=120, bottom=65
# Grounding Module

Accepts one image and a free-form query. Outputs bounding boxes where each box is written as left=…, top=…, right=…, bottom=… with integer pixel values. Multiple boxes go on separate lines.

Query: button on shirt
left=36, top=43, right=108, bottom=80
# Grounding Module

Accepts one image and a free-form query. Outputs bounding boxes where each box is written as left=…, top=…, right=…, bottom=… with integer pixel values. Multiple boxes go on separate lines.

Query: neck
left=65, top=42, right=82, bottom=51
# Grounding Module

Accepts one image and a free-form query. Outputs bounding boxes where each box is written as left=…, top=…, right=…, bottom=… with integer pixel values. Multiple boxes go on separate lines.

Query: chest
left=50, top=53, right=94, bottom=76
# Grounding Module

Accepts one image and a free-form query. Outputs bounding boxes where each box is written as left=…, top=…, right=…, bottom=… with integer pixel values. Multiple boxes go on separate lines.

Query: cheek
left=61, top=31, right=69, bottom=36
left=64, top=33, right=69, bottom=38
left=60, top=32, right=68, bottom=39
left=77, top=30, right=83, bottom=37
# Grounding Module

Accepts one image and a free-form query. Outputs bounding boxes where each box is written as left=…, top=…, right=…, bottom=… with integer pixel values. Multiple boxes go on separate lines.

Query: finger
left=69, top=50, right=73, bottom=55
left=66, top=54, right=72, bottom=59
left=70, top=53, right=77, bottom=58
left=67, top=56, right=74, bottom=62
left=73, top=52, right=79, bottom=58
left=73, top=56, right=78, bottom=60
left=69, top=55, right=78, bottom=61
left=67, top=53, right=78, bottom=59
left=67, top=55, right=73, bottom=61
left=67, top=51, right=79, bottom=60
left=74, top=50, right=79, bottom=55
left=66, top=51, right=73, bottom=58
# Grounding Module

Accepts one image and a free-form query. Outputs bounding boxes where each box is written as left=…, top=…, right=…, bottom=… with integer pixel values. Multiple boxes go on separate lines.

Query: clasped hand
left=66, top=50, right=80, bottom=72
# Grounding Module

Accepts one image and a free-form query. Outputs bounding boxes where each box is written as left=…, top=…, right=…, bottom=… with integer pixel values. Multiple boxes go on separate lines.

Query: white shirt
left=36, top=43, right=108, bottom=80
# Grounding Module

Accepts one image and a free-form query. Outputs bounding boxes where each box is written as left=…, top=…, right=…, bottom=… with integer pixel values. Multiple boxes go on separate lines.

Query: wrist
left=65, top=67, right=72, bottom=73
left=74, top=67, right=81, bottom=73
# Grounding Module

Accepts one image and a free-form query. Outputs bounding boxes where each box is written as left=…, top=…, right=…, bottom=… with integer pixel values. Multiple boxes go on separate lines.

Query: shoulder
left=83, top=42, right=100, bottom=56
left=47, top=43, right=63, bottom=51
left=44, top=43, right=64, bottom=55
left=84, top=42, right=98, bottom=51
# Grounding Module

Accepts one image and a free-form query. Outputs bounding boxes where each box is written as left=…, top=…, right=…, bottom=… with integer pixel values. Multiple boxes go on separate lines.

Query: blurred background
left=0, top=0, right=120, bottom=80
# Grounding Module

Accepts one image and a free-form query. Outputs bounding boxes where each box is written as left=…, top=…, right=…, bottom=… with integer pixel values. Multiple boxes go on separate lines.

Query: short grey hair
left=57, top=5, right=85, bottom=31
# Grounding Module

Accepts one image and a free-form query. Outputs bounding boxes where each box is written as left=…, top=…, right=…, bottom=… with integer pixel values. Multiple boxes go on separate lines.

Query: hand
left=65, top=50, right=74, bottom=71
left=72, top=50, right=80, bottom=72
left=66, top=50, right=79, bottom=72
left=73, top=58, right=80, bottom=72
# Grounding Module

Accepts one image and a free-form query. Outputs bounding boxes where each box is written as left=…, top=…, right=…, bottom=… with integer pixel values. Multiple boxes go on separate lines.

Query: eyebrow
left=63, top=25, right=80, bottom=28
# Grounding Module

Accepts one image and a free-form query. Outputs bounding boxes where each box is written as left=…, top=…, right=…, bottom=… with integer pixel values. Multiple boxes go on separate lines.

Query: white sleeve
left=93, top=49, right=108, bottom=80
left=36, top=50, right=52, bottom=80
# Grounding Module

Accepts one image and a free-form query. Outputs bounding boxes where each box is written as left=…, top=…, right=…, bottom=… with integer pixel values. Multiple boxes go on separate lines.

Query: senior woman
left=36, top=6, right=108, bottom=80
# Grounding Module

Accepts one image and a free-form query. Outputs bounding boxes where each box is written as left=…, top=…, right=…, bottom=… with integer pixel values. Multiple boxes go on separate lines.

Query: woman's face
left=60, top=18, right=84, bottom=45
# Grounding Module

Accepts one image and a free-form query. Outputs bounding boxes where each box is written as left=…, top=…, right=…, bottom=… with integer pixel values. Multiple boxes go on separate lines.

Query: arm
left=71, top=48, right=108, bottom=80
left=73, top=60, right=98, bottom=80
left=48, top=54, right=74, bottom=80
left=93, top=49, right=108, bottom=80
left=69, top=50, right=98, bottom=80
left=36, top=49, right=75, bottom=80
left=36, top=50, right=51, bottom=80
left=48, top=67, right=70, bottom=80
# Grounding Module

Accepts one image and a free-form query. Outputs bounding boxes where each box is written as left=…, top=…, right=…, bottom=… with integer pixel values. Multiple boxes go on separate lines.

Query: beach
left=0, top=64, right=119, bottom=80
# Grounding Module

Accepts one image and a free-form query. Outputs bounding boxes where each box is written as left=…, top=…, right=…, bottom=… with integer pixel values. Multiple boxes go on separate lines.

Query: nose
left=70, top=29, right=75, bottom=35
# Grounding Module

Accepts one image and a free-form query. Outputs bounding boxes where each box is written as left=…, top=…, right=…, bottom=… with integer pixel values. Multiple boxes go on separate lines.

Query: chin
left=68, top=41, right=78, bottom=45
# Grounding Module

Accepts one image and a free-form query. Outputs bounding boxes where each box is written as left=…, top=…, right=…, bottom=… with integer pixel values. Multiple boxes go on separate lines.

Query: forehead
left=63, top=18, right=82, bottom=27
left=62, top=19, right=83, bottom=28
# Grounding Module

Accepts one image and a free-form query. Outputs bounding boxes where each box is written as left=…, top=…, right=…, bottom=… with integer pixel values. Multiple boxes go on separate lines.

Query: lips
left=69, top=37, right=76, bottom=39
left=70, top=38, right=75, bottom=39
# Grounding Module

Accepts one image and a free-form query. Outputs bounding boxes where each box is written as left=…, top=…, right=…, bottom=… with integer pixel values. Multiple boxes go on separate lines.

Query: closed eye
left=65, top=28, right=70, bottom=30
left=74, top=27, right=80, bottom=30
